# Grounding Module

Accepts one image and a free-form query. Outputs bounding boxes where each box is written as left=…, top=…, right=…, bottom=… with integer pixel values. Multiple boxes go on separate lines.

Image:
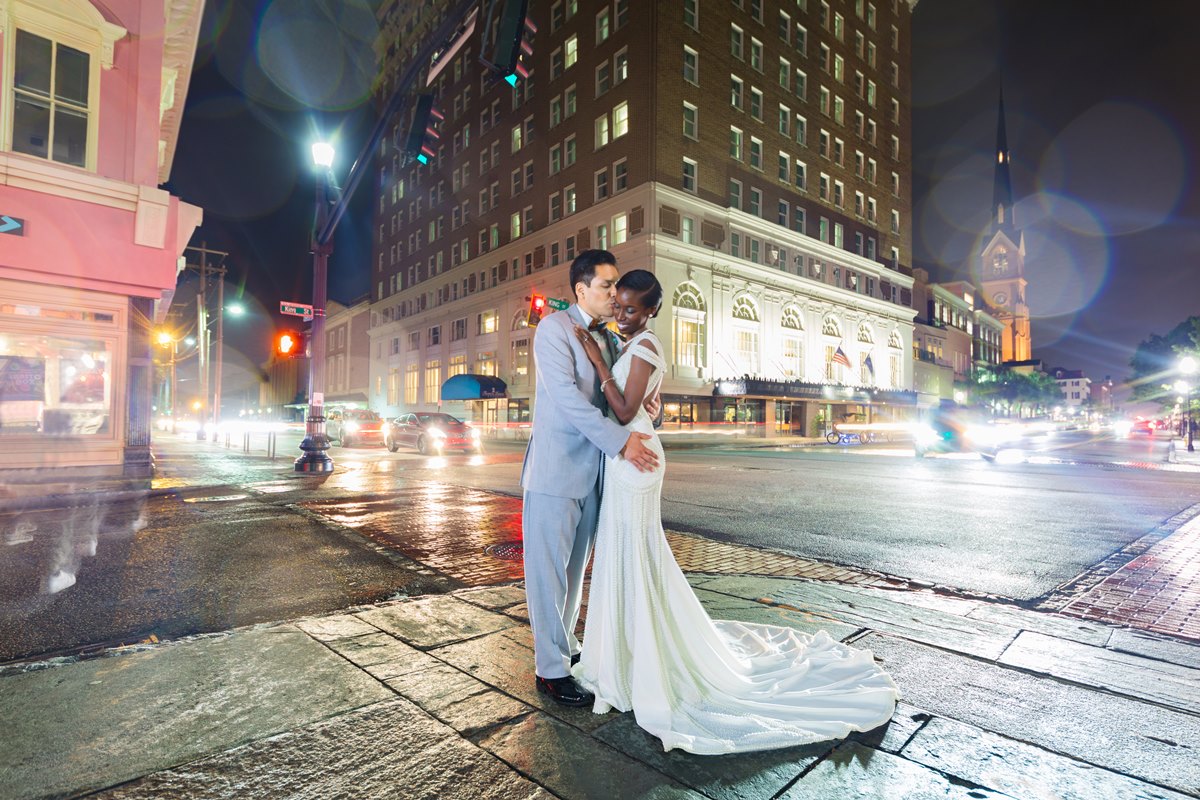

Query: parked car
left=330, top=409, right=385, bottom=447
left=385, top=412, right=482, bottom=455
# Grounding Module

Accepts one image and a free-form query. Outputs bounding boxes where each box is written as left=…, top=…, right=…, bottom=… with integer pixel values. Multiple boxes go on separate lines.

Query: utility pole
left=183, top=243, right=229, bottom=439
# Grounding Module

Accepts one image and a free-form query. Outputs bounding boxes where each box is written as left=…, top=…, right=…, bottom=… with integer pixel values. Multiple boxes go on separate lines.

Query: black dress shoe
left=536, top=675, right=594, bottom=707
left=570, top=653, right=581, bottom=666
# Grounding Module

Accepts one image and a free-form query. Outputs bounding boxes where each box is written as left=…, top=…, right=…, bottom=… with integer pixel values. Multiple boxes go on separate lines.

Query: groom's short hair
left=570, top=249, right=617, bottom=291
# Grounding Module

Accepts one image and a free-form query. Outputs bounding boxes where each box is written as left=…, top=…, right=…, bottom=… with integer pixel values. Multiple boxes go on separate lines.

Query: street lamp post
left=295, top=142, right=336, bottom=474
left=1182, top=356, right=1196, bottom=453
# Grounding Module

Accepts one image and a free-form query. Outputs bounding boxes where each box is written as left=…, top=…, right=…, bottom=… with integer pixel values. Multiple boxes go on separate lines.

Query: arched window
left=672, top=282, right=706, bottom=369
left=673, top=282, right=706, bottom=311
left=888, top=330, right=902, bottom=349
left=821, top=315, right=841, bottom=337
left=732, top=294, right=759, bottom=321
left=512, top=310, right=531, bottom=330
left=781, top=305, right=803, bottom=330
left=857, top=322, right=874, bottom=343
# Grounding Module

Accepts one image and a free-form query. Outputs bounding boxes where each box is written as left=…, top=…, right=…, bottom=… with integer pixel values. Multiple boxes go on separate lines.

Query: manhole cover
left=485, top=543, right=524, bottom=561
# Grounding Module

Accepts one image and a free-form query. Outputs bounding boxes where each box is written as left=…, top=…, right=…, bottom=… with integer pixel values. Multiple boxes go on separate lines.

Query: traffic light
left=276, top=330, right=303, bottom=358
left=489, top=0, right=536, bottom=86
left=403, top=93, right=443, bottom=166
left=526, top=294, right=546, bottom=327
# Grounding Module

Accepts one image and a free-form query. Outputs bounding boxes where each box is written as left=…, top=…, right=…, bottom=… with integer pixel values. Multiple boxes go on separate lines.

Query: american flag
left=832, top=345, right=852, bottom=368
left=864, top=354, right=875, bottom=376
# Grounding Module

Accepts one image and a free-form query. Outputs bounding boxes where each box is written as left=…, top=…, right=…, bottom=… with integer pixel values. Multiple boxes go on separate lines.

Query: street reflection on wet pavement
left=301, top=486, right=527, bottom=587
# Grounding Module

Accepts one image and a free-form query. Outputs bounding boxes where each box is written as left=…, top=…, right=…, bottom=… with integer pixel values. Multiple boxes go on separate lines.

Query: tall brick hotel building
left=367, top=0, right=918, bottom=436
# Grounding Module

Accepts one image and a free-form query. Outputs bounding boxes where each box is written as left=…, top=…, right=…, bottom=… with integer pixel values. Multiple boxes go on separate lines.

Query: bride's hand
left=573, top=324, right=607, bottom=368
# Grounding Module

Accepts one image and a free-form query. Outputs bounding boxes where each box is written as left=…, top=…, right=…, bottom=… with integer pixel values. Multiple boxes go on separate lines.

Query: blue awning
left=441, top=374, right=508, bottom=401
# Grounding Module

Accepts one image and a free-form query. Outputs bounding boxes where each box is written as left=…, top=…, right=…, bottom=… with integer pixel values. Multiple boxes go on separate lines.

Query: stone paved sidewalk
left=1057, top=513, right=1200, bottom=642
left=3, top=577, right=1199, bottom=799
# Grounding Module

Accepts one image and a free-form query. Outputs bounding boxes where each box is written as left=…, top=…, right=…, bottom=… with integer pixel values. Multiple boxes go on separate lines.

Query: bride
left=570, top=269, right=899, bottom=755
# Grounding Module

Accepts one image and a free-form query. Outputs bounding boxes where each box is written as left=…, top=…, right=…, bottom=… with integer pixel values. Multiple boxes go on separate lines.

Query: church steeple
left=992, top=88, right=1015, bottom=233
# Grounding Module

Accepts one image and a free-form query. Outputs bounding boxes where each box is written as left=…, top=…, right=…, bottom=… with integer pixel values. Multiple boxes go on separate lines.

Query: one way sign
left=0, top=215, right=24, bottom=236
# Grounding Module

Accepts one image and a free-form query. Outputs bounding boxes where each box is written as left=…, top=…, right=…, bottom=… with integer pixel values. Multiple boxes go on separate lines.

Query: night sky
left=166, top=0, right=1199, bottom=402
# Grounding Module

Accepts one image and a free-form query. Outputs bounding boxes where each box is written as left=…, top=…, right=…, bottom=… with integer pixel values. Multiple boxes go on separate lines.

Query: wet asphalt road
left=1, top=428, right=1194, bottom=662
left=372, top=430, right=1200, bottom=601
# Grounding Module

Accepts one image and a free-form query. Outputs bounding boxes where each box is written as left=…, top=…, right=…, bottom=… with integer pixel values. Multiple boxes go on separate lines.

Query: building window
left=729, top=178, right=742, bottom=210
left=594, top=168, right=609, bottom=200
left=614, top=159, right=628, bottom=192
left=749, top=136, right=762, bottom=169
left=683, top=0, right=698, bottom=29
left=735, top=329, right=760, bottom=373
left=595, top=114, right=610, bottom=148
left=596, top=222, right=609, bottom=249
left=750, top=88, right=763, bottom=120
left=731, top=24, right=744, bottom=60
left=682, top=158, right=697, bottom=192
left=613, top=101, right=629, bottom=137
left=731, top=75, right=743, bottom=109
left=596, top=62, right=611, bottom=96
left=681, top=215, right=695, bottom=244
left=613, top=213, right=628, bottom=245
left=683, top=102, right=698, bottom=139
left=683, top=47, right=699, bottom=84
left=11, top=29, right=94, bottom=168
left=425, top=360, right=441, bottom=404
left=596, top=7, right=610, bottom=42
left=730, top=126, right=743, bottom=160
left=565, top=35, right=578, bottom=68
left=748, top=187, right=762, bottom=217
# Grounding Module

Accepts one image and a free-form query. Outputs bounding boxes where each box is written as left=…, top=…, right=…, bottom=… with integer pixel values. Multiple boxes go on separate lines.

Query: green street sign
left=546, top=297, right=569, bottom=311
left=280, top=301, right=314, bottom=318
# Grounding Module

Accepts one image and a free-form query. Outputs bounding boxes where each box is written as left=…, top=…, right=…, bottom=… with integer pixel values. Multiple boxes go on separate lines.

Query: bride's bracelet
left=601, top=377, right=615, bottom=391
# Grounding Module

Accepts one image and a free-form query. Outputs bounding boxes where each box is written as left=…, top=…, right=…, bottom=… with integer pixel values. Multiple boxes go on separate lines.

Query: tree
left=1129, top=316, right=1200, bottom=406
left=966, top=366, right=1064, bottom=418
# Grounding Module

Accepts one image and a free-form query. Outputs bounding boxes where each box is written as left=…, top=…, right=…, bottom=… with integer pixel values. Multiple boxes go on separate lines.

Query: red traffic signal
left=527, top=294, right=546, bottom=326
left=276, top=330, right=303, bottom=357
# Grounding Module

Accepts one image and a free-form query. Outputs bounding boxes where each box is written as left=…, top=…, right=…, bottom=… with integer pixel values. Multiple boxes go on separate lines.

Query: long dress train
left=573, top=330, right=899, bottom=755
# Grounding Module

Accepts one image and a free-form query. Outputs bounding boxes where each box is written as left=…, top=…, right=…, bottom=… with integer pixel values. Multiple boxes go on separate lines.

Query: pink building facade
left=0, top=0, right=202, bottom=476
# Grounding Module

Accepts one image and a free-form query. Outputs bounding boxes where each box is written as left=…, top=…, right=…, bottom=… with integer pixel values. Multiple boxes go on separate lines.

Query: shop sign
left=0, top=356, right=45, bottom=401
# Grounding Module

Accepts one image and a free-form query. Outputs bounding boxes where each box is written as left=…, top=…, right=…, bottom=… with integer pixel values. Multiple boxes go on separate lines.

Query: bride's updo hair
left=617, top=269, right=663, bottom=313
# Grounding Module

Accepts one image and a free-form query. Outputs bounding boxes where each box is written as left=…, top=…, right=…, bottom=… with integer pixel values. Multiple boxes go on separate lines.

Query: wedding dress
left=573, top=330, right=899, bottom=754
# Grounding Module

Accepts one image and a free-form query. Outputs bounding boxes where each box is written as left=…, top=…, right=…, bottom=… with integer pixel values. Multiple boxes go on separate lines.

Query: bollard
left=243, top=432, right=251, bottom=453
left=268, top=430, right=277, bottom=460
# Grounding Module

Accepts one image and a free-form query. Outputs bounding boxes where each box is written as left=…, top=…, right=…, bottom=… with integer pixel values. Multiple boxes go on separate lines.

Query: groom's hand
left=620, top=432, right=659, bottom=472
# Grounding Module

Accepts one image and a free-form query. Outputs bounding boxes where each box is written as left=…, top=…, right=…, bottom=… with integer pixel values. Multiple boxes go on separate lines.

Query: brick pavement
left=1056, top=514, right=1200, bottom=643
left=299, top=489, right=906, bottom=591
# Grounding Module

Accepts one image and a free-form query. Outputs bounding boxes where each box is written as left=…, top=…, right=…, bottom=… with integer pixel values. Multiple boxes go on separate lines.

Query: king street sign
left=546, top=297, right=569, bottom=311
left=280, top=301, right=314, bottom=319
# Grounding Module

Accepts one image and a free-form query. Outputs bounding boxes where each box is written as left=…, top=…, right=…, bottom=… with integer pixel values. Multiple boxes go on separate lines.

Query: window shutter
left=533, top=245, right=546, bottom=269
left=468, top=273, right=477, bottom=292
left=900, top=288, right=912, bottom=307
left=578, top=227, right=591, bottom=249
left=660, top=206, right=680, bottom=235
left=700, top=220, right=725, bottom=247
left=629, top=206, right=645, bottom=235
left=880, top=279, right=892, bottom=299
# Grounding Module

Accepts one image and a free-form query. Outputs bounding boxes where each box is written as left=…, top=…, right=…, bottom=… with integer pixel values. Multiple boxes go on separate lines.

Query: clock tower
left=979, top=90, right=1031, bottom=362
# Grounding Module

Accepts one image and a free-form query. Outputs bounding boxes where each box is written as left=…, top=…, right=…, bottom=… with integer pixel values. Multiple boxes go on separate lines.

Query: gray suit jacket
left=520, top=304, right=629, bottom=499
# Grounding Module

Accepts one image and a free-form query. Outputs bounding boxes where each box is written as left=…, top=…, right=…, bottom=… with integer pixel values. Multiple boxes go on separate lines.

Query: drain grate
left=484, top=542, right=524, bottom=561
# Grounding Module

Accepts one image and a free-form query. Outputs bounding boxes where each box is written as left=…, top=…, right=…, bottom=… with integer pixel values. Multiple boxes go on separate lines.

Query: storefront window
left=0, top=332, right=112, bottom=435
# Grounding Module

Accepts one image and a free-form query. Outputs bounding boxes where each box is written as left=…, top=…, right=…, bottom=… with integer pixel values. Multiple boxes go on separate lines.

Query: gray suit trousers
left=523, top=476, right=602, bottom=679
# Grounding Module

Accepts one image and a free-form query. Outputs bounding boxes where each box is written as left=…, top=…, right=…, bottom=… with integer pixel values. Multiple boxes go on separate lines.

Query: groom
left=520, top=249, right=659, bottom=706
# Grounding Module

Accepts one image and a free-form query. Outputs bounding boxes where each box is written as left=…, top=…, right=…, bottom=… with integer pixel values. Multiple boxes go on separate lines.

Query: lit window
left=565, top=35, right=578, bottom=68
left=595, top=114, right=610, bottom=148
left=613, top=213, right=628, bottom=245
left=613, top=101, right=629, bottom=137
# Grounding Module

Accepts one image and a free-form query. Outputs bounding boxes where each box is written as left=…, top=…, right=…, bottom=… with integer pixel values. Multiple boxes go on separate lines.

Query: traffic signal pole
left=294, top=0, right=480, bottom=473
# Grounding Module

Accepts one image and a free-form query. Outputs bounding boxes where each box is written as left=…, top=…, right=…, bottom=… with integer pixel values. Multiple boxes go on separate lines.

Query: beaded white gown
left=572, top=330, right=900, bottom=755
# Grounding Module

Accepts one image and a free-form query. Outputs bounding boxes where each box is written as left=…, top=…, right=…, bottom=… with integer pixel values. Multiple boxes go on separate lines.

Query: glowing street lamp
left=1181, top=356, right=1196, bottom=452
left=295, top=141, right=337, bottom=473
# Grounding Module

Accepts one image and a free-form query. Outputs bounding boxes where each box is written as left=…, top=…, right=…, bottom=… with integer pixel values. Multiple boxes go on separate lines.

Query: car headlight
left=912, top=424, right=938, bottom=447
left=428, top=427, right=446, bottom=439
left=344, top=421, right=359, bottom=433
left=469, top=427, right=482, bottom=439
